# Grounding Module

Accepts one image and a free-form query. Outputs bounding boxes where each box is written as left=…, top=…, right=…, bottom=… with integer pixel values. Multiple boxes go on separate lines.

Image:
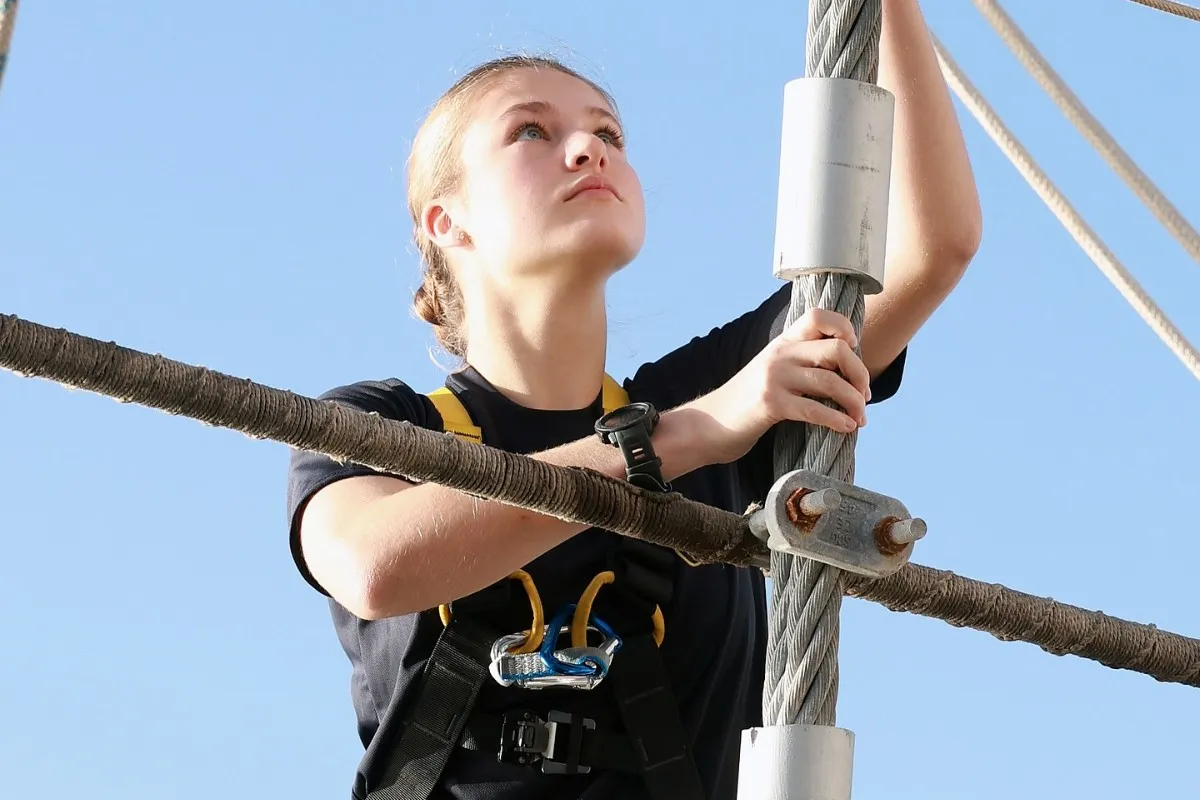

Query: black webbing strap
left=364, top=618, right=493, bottom=800
left=608, top=631, right=706, bottom=800
left=599, top=539, right=706, bottom=800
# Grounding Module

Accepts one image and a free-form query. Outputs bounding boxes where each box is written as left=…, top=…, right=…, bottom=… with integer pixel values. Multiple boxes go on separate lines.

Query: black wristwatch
left=595, top=402, right=671, bottom=493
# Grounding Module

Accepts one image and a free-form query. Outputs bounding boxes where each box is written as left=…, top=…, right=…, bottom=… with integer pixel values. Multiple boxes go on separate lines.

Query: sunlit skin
left=299, top=0, right=983, bottom=621
left=419, top=69, right=648, bottom=411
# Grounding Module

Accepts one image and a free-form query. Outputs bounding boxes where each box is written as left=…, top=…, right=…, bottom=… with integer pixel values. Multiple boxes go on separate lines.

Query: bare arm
left=299, top=402, right=715, bottom=621
left=861, top=0, right=984, bottom=377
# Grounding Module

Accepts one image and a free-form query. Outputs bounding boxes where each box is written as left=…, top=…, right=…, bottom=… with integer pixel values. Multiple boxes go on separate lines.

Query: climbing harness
left=361, top=375, right=705, bottom=800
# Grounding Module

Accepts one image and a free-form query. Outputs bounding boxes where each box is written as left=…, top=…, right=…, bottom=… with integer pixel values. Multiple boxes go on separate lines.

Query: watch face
left=604, top=405, right=646, bottom=429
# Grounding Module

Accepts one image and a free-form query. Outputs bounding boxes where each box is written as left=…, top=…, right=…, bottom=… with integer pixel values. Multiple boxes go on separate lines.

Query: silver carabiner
left=489, top=624, right=621, bottom=690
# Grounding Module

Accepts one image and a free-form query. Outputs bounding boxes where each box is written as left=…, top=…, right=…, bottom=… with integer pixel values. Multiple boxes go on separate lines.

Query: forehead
left=469, top=67, right=617, bottom=127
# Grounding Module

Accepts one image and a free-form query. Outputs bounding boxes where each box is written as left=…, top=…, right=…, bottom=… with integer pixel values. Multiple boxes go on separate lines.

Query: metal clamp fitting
left=750, top=469, right=925, bottom=577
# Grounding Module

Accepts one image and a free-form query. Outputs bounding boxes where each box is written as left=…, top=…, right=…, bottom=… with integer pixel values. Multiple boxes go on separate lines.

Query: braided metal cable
left=764, top=0, right=883, bottom=727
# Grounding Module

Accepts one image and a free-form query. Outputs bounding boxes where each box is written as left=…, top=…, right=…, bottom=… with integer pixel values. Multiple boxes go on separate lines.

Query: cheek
left=620, top=168, right=647, bottom=230
left=478, top=163, right=548, bottom=221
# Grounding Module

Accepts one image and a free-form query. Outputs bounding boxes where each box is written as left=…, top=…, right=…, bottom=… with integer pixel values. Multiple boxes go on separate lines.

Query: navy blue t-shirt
left=285, top=284, right=905, bottom=799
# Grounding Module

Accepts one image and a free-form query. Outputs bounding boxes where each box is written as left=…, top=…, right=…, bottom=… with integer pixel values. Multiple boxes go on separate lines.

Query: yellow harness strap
left=427, top=374, right=673, bottom=648
left=427, top=374, right=629, bottom=445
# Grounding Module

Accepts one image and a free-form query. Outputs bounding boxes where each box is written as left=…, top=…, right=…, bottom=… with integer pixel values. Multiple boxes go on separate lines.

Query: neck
left=462, top=278, right=609, bottom=410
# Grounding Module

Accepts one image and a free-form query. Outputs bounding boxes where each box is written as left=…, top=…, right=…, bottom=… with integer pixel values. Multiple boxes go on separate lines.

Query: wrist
left=652, top=403, right=716, bottom=481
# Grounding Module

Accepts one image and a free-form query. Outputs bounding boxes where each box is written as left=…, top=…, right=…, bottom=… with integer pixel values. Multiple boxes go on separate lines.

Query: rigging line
left=933, top=36, right=1200, bottom=382
left=1126, top=0, right=1200, bottom=22
left=972, top=0, right=1200, bottom=267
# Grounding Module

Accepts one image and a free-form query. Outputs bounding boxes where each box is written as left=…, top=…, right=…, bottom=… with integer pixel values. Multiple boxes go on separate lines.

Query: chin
left=571, top=238, right=640, bottom=278
left=556, top=220, right=643, bottom=273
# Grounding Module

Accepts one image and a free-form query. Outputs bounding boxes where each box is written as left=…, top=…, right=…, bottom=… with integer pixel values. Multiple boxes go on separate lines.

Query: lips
left=566, top=175, right=620, bottom=201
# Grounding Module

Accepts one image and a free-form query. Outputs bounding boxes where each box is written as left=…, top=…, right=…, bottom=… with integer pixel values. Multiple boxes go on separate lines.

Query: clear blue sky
left=3, top=2, right=1198, bottom=798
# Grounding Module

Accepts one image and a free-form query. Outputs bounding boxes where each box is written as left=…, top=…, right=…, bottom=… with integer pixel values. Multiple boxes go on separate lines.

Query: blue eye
left=596, top=125, right=626, bottom=149
left=512, top=121, right=549, bottom=141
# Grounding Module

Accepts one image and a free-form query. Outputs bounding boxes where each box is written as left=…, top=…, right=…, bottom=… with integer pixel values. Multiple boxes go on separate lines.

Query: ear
left=422, top=200, right=470, bottom=251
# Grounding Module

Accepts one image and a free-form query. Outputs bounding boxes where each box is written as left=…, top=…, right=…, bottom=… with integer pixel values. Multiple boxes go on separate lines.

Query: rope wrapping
left=0, top=313, right=767, bottom=568
left=842, top=566, right=1200, bottom=687
left=764, top=0, right=883, bottom=728
left=2, top=312, right=1200, bottom=688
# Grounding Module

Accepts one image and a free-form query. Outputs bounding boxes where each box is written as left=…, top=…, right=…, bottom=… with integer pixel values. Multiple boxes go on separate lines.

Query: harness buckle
left=497, top=709, right=596, bottom=775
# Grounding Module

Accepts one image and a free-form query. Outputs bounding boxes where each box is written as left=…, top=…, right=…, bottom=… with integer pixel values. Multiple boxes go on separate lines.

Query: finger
left=782, top=367, right=868, bottom=424
left=782, top=339, right=872, bottom=407
left=823, top=339, right=871, bottom=402
left=781, top=309, right=858, bottom=349
left=775, top=393, right=859, bottom=434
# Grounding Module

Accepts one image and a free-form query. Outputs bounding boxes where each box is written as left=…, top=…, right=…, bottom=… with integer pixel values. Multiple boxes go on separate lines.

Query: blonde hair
left=406, top=55, right=618, bottom=358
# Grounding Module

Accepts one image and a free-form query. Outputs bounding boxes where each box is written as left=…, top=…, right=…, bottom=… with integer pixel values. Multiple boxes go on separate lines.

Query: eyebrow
left=498, top=100, right=620, bottom=127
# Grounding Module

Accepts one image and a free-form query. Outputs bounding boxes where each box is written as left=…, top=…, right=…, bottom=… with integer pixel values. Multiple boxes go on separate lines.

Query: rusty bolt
left=785, top=487, right=842, bottom=533
left=874, top=516, right=927, bottom=555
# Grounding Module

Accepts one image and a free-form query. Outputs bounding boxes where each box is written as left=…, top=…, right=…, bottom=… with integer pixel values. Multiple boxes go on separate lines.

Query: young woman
left=286, top=3, right=981, bottom=798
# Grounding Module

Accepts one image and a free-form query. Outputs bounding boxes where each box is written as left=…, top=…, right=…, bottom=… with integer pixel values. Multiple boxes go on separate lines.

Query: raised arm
left=861, top=0, right=984, bottom=377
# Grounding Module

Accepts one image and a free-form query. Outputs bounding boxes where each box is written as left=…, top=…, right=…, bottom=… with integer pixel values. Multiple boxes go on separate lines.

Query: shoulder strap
left=601, top=373, right=629, bottom=416
left=409, top=374, right=702, bottom=800
left=426, top=387, right=483, bottom=444
left=427, top=374, right=629, bottom=446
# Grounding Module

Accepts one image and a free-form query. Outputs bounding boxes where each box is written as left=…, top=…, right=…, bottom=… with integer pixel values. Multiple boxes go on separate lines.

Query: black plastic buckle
left=496, top=709, right=596, bottom=775
left=497, top=710, right=549, bottom=767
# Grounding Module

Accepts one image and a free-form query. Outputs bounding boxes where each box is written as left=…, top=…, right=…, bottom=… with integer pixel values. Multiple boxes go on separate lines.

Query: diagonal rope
left=3, top=311, right=1200, bottom=689
left=764, top=0, right=883, bottom=728
left=972, top=0, right=1200, bottom=267
left=0, top=0, right=18, bottom=95
left=933, top=38, right=1200, bottom=382
left=1126, top=0, right=1200, bottom=21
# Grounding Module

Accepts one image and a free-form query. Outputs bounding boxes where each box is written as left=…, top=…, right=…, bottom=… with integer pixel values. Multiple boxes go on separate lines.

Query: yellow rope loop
left=571, top=570, right=665, bottom=649
left=438, top=569, right=546, bottom=655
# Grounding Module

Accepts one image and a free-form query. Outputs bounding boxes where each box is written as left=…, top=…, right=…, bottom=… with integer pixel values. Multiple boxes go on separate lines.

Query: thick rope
left=1126, top=0, right=1200, bottom=22
left=973, top=0, right=1200, bottom=268
left=0, top=0, right=17, bottom=95
left=3, top=312, right=1200, bottom=687
left=764, top=0, right=883, bottom=728
left=0, top=313, right=767, bottom=568
left=843, top=565, right=1200, bottom=687
left=933, top=38, right=1200, bottom=382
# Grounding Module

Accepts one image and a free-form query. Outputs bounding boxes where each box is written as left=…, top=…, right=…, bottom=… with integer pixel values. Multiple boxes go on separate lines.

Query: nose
left=565, top=131, right=608, bottom=171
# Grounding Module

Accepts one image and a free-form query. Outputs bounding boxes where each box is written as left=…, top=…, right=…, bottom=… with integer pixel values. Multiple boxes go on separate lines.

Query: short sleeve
left=285, top=379, right=434, bottom=596
left=626, top=284, right=907, bottom=504
left=627, top=285, right=795, bottom=410
left=628, top=283, right=906, bottom=409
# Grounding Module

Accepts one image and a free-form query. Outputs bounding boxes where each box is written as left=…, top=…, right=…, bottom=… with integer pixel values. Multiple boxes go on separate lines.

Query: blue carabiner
left=539, top=603, right=620, bottom=678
